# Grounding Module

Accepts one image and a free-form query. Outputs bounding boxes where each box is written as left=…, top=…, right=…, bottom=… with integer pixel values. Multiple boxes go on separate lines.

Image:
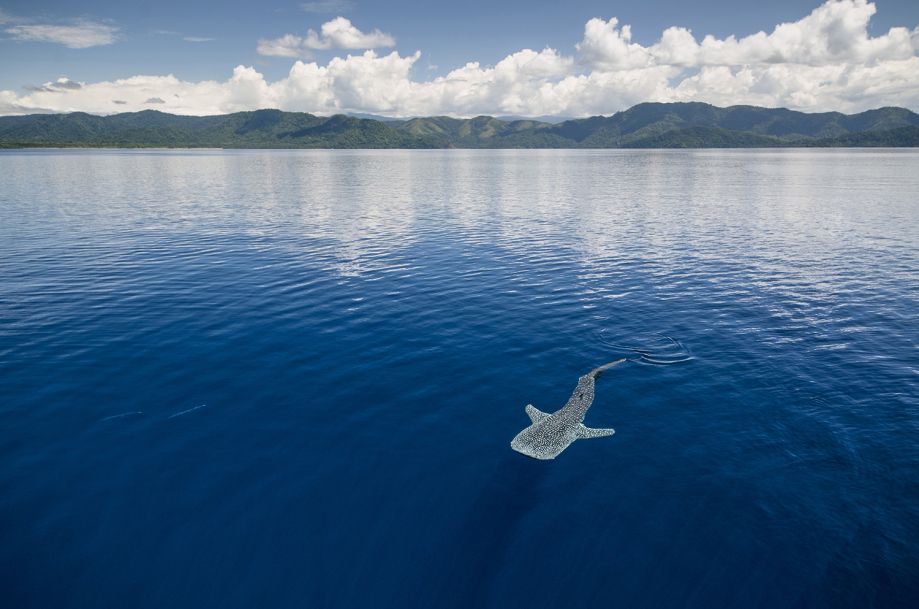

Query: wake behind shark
left=510, top=359, right=626, bottom=460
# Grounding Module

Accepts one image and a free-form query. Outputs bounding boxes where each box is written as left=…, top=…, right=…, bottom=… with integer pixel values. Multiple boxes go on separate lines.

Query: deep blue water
left=1, top=149, right=918, bottom=608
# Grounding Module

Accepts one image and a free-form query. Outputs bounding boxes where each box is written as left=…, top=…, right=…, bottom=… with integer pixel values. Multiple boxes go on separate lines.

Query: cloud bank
left=2, top=1, right=917, bottom=117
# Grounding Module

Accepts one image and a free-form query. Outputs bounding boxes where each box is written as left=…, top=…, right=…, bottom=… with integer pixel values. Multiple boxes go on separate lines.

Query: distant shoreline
left=2, top=102, right=918, bottom=149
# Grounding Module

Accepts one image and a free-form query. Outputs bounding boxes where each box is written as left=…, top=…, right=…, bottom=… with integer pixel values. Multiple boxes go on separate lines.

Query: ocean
left=1, top=148, right=917, bottom=608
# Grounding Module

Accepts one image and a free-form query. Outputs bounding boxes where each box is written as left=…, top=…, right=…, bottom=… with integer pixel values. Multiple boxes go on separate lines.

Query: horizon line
left=3, top=100, right=915, bottom=122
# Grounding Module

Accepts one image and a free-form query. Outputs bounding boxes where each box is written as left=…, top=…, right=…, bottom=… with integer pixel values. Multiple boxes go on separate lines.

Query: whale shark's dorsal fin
left=525, top=404, right=549, bottom=424
left=575, top=424, right=615, bottom=439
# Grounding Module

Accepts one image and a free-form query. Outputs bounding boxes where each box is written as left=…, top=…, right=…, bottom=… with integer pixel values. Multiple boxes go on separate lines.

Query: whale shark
left=510, top=359, right=626, bottom=460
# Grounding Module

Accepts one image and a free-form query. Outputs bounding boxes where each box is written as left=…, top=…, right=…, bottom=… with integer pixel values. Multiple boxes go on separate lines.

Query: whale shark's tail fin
left=589, top=358, right=627, bottom=379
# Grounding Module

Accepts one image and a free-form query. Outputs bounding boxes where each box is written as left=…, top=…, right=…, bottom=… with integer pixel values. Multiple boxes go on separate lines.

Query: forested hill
left=2, top=102, right=918, bottom=148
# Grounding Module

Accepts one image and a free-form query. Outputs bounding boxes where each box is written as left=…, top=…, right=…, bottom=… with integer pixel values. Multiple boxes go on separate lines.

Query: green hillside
left=0, top=109, right=440, bottom=149
left=1, top=103, right=917, bottom=149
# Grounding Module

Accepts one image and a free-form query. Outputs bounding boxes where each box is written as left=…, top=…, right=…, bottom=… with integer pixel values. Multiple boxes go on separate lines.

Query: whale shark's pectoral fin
left=525, top=404, right=550, bottom=424
left=576, top=424, right=615, bottom=439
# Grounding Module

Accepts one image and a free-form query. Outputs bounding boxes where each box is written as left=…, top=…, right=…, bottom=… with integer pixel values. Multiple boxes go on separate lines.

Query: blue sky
left=1, top=1, right=918, bottom=116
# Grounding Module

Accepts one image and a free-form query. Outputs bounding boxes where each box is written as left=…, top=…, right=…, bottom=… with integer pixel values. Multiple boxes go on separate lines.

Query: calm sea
left=1, top=149, right=917, bottom=608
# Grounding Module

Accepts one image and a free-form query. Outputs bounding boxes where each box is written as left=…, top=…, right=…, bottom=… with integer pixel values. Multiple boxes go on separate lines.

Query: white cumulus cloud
left=646, top=0, right=916, bottom=67
left=2, top=1, right=917, bottom=117
left=258, top=17, right=394, bottom=57
left=257, top=34, right=306, bottom=58
left=303, top=16, right=394, bottom=49
left=577, top=18, right=652, bottom=70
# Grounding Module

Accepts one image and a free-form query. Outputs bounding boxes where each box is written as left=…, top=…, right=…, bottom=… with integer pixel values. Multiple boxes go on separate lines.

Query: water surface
left=1, top=149, right=918, bottom=608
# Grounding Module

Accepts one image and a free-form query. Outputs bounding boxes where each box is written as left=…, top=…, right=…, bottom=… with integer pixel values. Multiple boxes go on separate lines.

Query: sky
left=1, top=0, right=918, bottom=117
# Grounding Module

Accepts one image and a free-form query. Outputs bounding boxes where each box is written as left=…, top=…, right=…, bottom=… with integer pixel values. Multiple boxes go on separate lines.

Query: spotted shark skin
left=510, top=359, right=626, bottom=460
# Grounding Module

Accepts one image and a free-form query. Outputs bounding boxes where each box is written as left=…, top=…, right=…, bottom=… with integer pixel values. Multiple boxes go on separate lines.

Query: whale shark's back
left=561, top=374, right=596, bottom=413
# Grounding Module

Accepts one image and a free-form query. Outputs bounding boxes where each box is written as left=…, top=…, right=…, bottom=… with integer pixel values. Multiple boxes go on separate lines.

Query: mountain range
left=1, top=102, right=918, bottom=149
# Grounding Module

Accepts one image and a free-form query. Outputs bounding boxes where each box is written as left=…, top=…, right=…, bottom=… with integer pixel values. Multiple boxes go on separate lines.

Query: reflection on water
left=1, top=149, right=918, bottom=609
